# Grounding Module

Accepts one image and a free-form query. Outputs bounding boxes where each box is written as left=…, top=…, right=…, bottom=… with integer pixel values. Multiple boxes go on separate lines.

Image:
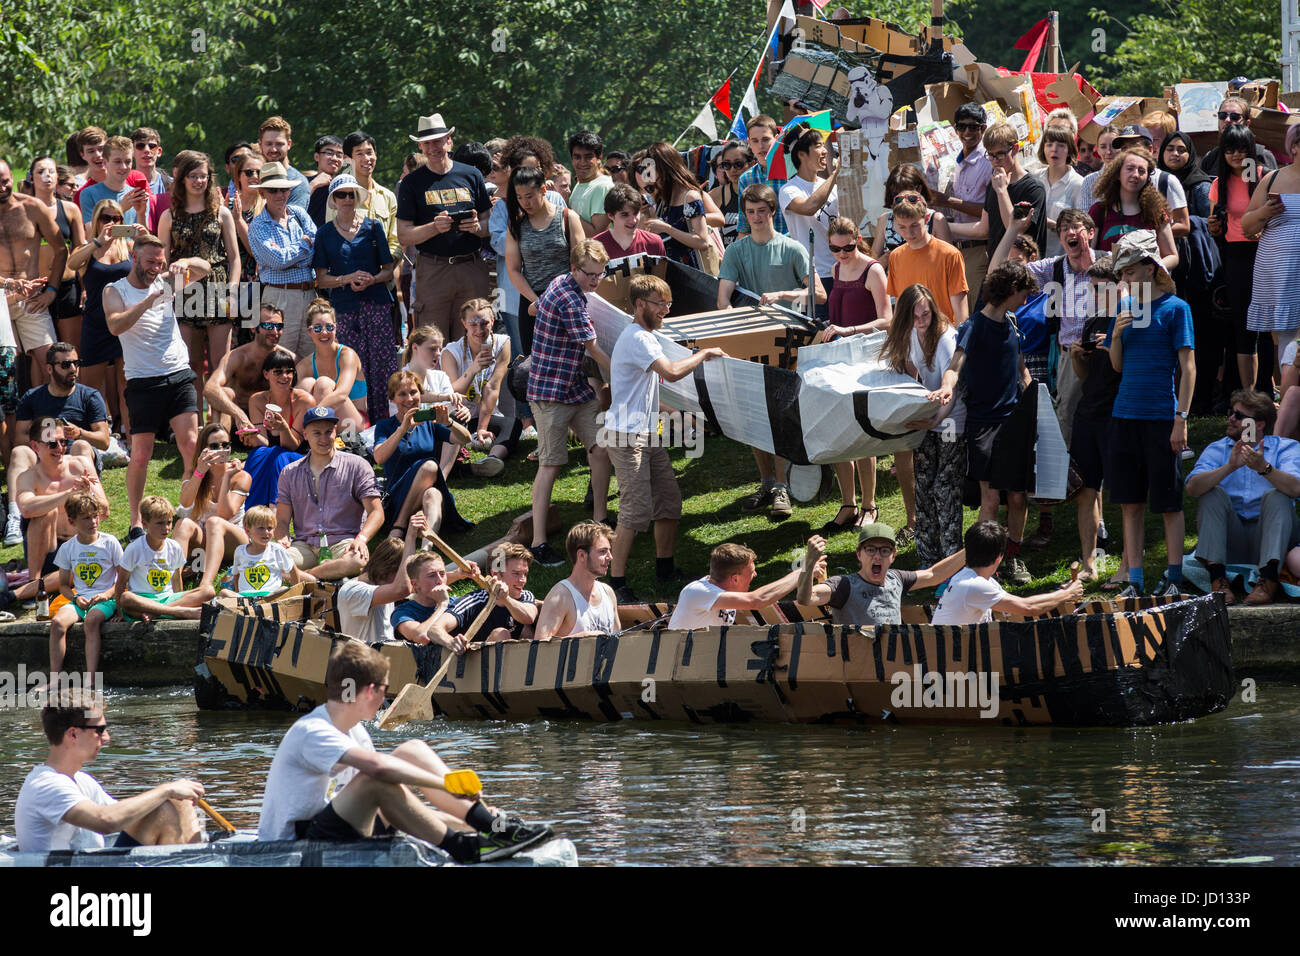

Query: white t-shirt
left=388, top=363, right=455, bottom=416
left=336, top=578, right=395, bottom=644
left=15, top=765, right=116, bottom=852
left=54, top=533, right=124, bottom=600
left=909, top=326, right=965, bottom=436
left=231, top=542, right=295, bottom=593
left=1039, top=168, right=1085, bottom=257
left=107, top=276, right=191, bottom=380
left=120, top=536, right=185, bottom=597
left=779, top=174, right=839, bottom=278
left=606, top=324, right=665, bottom=435
left=668, top=577, right=737, bottom=630
left=257, top=703, right=374, bottom=841
left=930, top=567, right=1007, bottom=625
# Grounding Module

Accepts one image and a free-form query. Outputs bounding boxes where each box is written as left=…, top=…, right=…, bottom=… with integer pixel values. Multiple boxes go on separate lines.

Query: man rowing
left=429, top=543, right=538, bottom=645
left=667, top=542, right=817, bottom=630
left=257, top=641, right=552, bottom=862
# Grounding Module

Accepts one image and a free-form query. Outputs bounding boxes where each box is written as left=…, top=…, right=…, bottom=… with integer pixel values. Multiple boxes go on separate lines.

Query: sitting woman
left=374, top=370, right=474, bottom=549
left=172, top=422, right=252, bottom=594
left=242, top=348, right=314, bottom=508
left=295, top=298, right=367, bottom=431
left=442, top=298, right=520, bottom=478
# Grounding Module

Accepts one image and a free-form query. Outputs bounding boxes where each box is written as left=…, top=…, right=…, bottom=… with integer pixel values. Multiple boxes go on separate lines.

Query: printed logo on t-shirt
left=717, top=608, right=736, bottom=626
left=146, top=568, right=171, bottom=592
left=76, top=562, right=103, bottom=587
left=243, top=564, right=272, bottom=590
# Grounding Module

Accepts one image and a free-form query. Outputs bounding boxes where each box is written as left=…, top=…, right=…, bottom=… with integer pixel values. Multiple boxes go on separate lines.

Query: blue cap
left=303, top=406, right=339, bottom=426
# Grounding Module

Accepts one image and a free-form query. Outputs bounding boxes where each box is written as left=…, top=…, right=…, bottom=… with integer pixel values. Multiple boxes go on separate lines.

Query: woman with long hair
left=157, top=150, right=240, bottom=417
left=230, top=148, right=264, bottom=284
left=1087, top=146, right=1178, bottom=268
left=889, top=284, right=965, bottom=567
left=242, top=348, right=313, bottom=507
left=66, top=199, right=134, bottom=435
left=868, top=163, right=953, bottom=267
left=172, top=421, right=252, bottom=594
left=25, top=156, right=86, bottom=346
left=443, top=297, right=519, bottom=475
left=709, top=142, right=754, bottom=247
left=504, top=165, right=584, bottom=352
left=295, top=298, right=367, bottom=431
left=639, top=142, right=710, bottom=267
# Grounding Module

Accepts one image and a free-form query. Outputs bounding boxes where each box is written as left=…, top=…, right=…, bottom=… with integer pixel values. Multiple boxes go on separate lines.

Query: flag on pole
left=1013, top=18, right=1050, bottom=74
left=711, top=78, right=732, bottom=120
left=730, top=81, right=758, bottom=139
left=687, top=100, right=719, bottom=142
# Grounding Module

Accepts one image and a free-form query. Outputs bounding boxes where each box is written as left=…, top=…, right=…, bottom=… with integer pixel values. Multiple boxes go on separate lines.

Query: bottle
left=318, top=531, right=333, bottom=563
left=36, top=579, right=50, bottom=621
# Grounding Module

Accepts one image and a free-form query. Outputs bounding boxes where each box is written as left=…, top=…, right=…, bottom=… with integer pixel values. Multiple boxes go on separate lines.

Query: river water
left=2, top=682, right=1297, bottom=866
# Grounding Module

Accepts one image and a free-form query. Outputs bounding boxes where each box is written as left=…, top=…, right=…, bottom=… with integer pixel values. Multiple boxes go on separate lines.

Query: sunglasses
left=44, top=439, right=70, bottom=450
left=52, top=359, right=82, bottom=369
left=718, top=160, right=747, bottom=170
left=262, top=187, right=290, bottom=194
left=829, top=242, right=856, bottom=254
left=270, top=368, right=295, bottom=376
left=1219, top=111, right=1245, bottom=122
left=333, top=192, right=356, bottom=201
left=207, top=441, right=232, bottom=450
left=75, top=723, right=110, bottom=736
left=258, top=321, right=284, bottom=332
left=605, top=164, right=625, bottom=173
left=955, top=122, right=984, bottom=132
left=134, top=142, right=159, bottom=150
left=101, top=216, right=123, bottom=224
left=311, top=324, right=336, bottom=333
left=1228, top=409, right=1260, bottom=421
left=240, top=169, right=261, bottom=178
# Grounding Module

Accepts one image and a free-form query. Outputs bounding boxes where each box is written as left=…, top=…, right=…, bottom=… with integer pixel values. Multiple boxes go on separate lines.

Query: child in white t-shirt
left=116, top=495, right=209, bottom=621
left=51, top=493, right=123, bottom=680
left=931, top=520, right=1083, bottom=625
left=222, top=506, right=309, bottom=599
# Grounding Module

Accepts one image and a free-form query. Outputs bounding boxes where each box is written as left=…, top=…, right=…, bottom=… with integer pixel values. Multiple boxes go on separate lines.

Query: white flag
left=688, top=100, right=718, bottom=141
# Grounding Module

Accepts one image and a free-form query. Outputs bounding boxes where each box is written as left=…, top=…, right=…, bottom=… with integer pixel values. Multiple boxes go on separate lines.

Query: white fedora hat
left=410, top=113, right=455, bottom=143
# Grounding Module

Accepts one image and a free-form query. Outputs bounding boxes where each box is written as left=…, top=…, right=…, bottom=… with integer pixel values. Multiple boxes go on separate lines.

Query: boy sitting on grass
left=114, top=495, right=211, bottom=622
left=930, top=520, right=1083, bottom=626
left=221, top=505, right=312, bottom=599
left=50, top=493, right=123, bottom=680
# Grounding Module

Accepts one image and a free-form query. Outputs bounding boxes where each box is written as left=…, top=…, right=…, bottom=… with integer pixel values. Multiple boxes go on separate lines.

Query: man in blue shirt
left=1186, top=390, right=1300, bottom=605
left=390, top=551, right=479, bottom=649
left=1105, top=231, right=1195, bottom=598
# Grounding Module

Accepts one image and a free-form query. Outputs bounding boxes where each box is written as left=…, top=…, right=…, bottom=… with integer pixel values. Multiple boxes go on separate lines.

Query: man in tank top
left=533, top=521, right=619, bottom=639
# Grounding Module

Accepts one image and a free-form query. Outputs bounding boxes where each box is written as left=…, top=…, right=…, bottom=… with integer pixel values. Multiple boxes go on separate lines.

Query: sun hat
left=1111, top=230, right=1175, bottom=291
left=327, top=174, right=370, bottom=208
left=249, top=162, right=296, bottom=190
left=409, top=113, right=455, bottom=143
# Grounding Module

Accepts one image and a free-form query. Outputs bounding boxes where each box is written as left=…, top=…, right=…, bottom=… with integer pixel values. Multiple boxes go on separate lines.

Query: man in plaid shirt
left=735, top=115, right=787, bottom=238
left=525, top=239, right=614, bottom=566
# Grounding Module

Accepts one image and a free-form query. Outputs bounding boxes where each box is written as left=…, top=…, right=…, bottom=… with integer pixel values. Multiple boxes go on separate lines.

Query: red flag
left=1013, top=18, right=1049, bottom=74
left=712, top=78, right=732, bottom=120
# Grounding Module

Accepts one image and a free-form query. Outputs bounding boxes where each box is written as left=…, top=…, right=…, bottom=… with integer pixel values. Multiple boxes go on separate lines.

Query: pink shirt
left=948, top=145, right=993, bottom=225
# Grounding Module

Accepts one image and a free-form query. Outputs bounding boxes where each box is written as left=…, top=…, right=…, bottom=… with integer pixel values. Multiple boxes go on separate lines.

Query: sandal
left=819, top=505, right=859, bottom=535
left=856, top=504, right=879, bottom=527
left=527, top=449, right=539, bottom=462
left=895, top=525, right=916, bottom=549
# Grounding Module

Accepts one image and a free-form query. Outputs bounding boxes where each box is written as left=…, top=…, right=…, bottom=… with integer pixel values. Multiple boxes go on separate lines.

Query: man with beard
left=256, top=116, right=311, bottom=211
left=205, top=302, right=287, bottom=439
left=102, top=234, right=209, bottom=536
left=533, top=521, right=619, bottom=640
left=0, top=160, right=66, bottom=385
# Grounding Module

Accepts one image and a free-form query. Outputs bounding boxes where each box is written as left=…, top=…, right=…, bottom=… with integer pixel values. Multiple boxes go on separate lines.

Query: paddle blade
left=444, top=769, right=482, bottom=797
left=377, top=682, right=425, bottom=730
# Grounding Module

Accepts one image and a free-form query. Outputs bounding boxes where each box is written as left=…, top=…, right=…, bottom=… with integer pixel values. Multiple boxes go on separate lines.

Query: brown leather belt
left=419, top=252, right=479, bottom=265
left=263, top=281, right=315, bottom=290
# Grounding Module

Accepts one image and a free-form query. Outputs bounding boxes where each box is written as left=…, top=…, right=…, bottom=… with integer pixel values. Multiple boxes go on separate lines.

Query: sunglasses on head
left=311, top=324, right=335, bottom=333
left=258, top=321, right=284, bottom=332
left=1219, top=111, right=1245, bottom=122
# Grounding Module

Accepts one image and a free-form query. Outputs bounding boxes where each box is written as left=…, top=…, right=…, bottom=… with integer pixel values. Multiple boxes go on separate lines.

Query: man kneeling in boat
left=667, top=542, right=816, bottom=630
left=428, top=543, right=539, bottom=646
left=796, top=525, right=966, bottom=625
left=16, top=689, right=205, bottom=852
left=257, top=642, right=552, bottom=863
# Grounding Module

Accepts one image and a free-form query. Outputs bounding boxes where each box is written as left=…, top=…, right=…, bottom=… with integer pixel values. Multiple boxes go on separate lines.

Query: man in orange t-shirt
left=885, top=196, right=969, bottom=324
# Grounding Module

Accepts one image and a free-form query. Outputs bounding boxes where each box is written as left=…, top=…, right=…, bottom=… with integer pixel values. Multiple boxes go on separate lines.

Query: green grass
left=0, top=416, right=1225, bottom=609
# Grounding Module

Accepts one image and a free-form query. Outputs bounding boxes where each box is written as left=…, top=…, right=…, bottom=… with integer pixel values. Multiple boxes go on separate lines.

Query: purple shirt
left=527, top=272, right=596, bottom=406
left=276, top=451, right=379, bottom=544
left=948, top=145, right=993, bottom=225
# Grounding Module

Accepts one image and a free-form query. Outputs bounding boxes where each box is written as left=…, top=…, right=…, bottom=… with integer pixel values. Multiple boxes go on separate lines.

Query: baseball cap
left=303, top=406, right=339, bottom=426
left=857, top=522, right=897, bottom=546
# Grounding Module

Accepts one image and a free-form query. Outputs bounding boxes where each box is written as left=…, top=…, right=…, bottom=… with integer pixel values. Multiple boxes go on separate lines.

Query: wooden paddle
left=378, top=589, right=498, bottom=729
left=197, top=798, right=236, bottom=834
left=422, top=529, right=491, bottom=589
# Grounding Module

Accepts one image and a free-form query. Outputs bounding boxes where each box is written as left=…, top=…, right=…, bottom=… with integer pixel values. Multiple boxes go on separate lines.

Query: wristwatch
left=1176, top=410, right=1190, bottom=420
left=1262, top=463, right=1274, bottom=477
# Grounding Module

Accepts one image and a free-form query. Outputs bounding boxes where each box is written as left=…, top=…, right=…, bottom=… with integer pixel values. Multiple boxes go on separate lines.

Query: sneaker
left=1149, top=576, right=1182, bottom=598
left=127, top=526, right=146, bottom=543
left=1116, top=583, right=1143, bottom=600
left=470, top=455, right=505, bottom=477
left=529, top=542, right=565, bottom=567
left=613, top=584, right=641, bottom=605
left=769, top=485, right=793, bottom=519
left=739, top=483, right=776, bottom=512
left=3, top=513, right=21, bottom=547
left=1004, top=555, right=1031, bottom=586
left=477, top=819, right=555, bottom=863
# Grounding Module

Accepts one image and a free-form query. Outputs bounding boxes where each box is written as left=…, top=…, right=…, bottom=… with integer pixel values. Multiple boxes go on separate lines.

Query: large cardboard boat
left=194, top=586, right=1234, bottom=727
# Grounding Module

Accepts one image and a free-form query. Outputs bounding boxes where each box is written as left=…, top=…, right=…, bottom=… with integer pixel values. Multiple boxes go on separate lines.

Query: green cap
left=857, top=522, right=897, bottom=546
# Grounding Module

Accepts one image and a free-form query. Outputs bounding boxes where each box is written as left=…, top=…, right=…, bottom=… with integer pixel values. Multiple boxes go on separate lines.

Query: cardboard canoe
left=194, top=593, right=1234, bottom=727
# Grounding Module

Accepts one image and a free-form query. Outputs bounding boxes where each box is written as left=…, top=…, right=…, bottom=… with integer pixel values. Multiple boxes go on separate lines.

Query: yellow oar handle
left=198, top=798, right=236, bottom=833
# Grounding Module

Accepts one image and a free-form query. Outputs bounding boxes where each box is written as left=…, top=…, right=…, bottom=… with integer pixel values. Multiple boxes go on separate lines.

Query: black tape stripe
left=289, top=623, right=303, bottom=667
left=788, top=623, right=802, bottom=690
left=567, top=638, right=580, bottom=681
left=554, top=639, right=569, bottom=690
left=717, top=627, right=728, bottom=688
left=825, top=624, right=835, bottom=657
left=1037, top=619, right=1059, bottom=680
left=1106, top=616, right=1125, bottom=671
left=692, top=363, right=720, bottom=434
left=682, top=631, right=694, bottom=667
left=852, top=390, right=920, bottom=442
left=887, top=627, right=898, bottom=663
left=899, top=626, right=913, bottom=666
left=1058, top=618, right=1084, bottom=677
left=525, top=640, right=539, bottom=686
left=979, top=624, right=991, bottom=677
left=933, top=619, right=946, bottom=674
left=839, top=626, right=852, bottom=662
left=593, top=635, right=621, bottom=722
left=911, top=624, right=928, bottom=674
left=647, top=630, right=661, bottom=673
left=1084, top=615, right=1106, bottom=672
left=871, top=627, right=885, bottom=680
left=764, top=364, right=809, bottom=465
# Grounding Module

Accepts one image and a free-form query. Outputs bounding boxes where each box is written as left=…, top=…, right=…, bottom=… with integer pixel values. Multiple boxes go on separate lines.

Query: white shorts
left=6, top=295, right=57, bottom=353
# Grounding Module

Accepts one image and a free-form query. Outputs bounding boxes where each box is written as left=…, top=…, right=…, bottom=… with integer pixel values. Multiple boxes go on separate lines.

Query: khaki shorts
left=606, top=434, right=682, bottom=532
left=6, top=295, right=56, bottom=353
left=290, top=537, right=357, bottom=569
left=531, top=398, right=602, bottom=467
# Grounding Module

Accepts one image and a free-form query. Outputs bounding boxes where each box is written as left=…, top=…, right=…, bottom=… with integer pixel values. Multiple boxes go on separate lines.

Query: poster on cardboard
left=1175, top=82, right=1230, bottom=133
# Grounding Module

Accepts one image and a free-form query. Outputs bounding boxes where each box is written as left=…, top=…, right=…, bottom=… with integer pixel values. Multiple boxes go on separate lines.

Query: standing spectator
left=1088, top=147, right=1179, bottom=270
left=1140, top=110, right=1177, bottom=156
left=274, top=406, right=383, bottom=579
left=1207, top=125, right=1264, bottom=394
left=1242, top=125, right=1300, bottom=379
left=779, top=128, right=839, bottom=320
left=1187, top=390, right=1300, bottom=605
left=1035, top=126, right=1084, bottom=257
left=709, top=142, right=754, bottom=247
left=640, top=142, right=710, bottom=268
left=305, top=135, right=346, bottom=227
left=222, top=141, right=252, bottom=198
left=248, top=161, right=317, bottom=358
left=604, top=150, right=631, bottom=187
left=77, top=136, right=155, bottom=230
left=27, top=157, right=86, bottom=348
left=1105, top=231, right=1195, bottom=598
left=604, top=274, right=724, bottom=603
left=525, top=241, right=614, bottom=566
left=1111, top=126, right=1192, bottom=240
left=925, top=262, right=1040, bottom=585
left=0, top=159, right=64, bottom=389
left=158, top=150, right=241, bottom=419
left=567, top=131, right=613, bottom=236
left=396, top=113, right=492, bottom=341
left=341, top=130, right=402, bottom=329
left=934, top=103, right=992, bottom=307
left=735, top=115, right=787, bottom=236
left=1077, top=125, right=1119, bottom=215
left=884, top=196, right=968, bottom=324
left=1199, top=96, right=1277, bottom=175
left=868, top=163, right=955, bottom=269
left=949, top=121, right=1048, bottom=264
left=130, top=128, right=171, bottom=197
left=593, top=184, right=667, bottom=260
left=504, top=166, right=585, bottom=354
left=256, top=116, right=311, bottom=211
left=229, top=148, right=264, bottom=286
left=313, top=174, right=397, bottom=399
left=71, top=127, right=107, bottom=193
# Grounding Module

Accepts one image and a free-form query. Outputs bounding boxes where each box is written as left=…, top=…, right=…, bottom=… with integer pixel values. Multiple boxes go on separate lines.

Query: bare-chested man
left=205, top=302, right=286, bottom=441
left=0, top=160, right=65, bottom=387
left=14, top=418, right=108, bottom=600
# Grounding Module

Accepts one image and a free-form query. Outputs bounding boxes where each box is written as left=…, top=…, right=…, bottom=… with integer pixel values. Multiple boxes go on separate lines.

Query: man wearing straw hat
left=248, top=161, right=319, bottom=358
left=396, top=113, right=493, bottom=340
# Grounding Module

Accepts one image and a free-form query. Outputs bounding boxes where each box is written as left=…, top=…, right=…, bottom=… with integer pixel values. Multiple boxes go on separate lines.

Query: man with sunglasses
left=604, top=150, right=631, bottom=187
left=1199, top=96, right=1277, bottom=175
left=933, top=103, right=992, bottom=309
left=248, top=162, right=318, bottom=358
left=1187, top=389, right=1300, bottom=605
left=16, top=689, right=205, bottom=852
left=205, top=302, right=287, bottom=440
left=6, top=342, right=110, bottom=545
left=130, top=127, right=171, bottom=197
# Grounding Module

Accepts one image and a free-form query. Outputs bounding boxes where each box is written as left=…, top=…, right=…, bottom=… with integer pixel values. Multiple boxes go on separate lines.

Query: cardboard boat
left=194, top=588, right=1234, bottom=727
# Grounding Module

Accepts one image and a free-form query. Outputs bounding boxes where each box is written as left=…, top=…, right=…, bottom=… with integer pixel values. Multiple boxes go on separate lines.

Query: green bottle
left=318, top=531, right=333, bottom=562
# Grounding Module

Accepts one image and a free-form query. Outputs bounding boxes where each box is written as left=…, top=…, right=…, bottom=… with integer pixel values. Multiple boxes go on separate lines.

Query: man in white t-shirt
left=335, top=534, right=421, bottom=644
left=101, top=233, right=209, bottom=538
left=601, top=274, right=724, bottom=604
left=15, top=690, right=204, bottom=852
left=256, top=641, right=552, bottom=862
left=667, top=542, right=816, bottom=630
left=778, top=127, right=839, bottom=320
left=931, top=520, right=1082, bottom=625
